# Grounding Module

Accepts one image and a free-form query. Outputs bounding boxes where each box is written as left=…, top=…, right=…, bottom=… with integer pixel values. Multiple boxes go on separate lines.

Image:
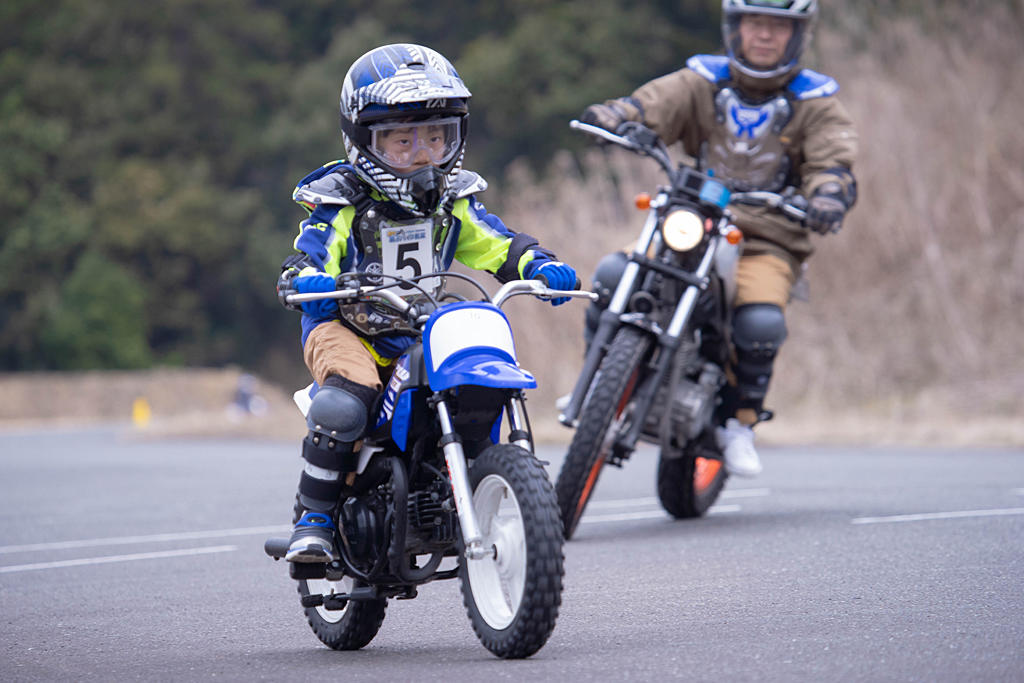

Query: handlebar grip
left=277, top=286, right=299, bottom=310
left=531, top=274, right=582, bottom=291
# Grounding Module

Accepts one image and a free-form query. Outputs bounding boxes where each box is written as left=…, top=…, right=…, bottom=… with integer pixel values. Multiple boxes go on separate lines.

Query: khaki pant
left=303, top=321, right=384, bottom=392
left=733, top=253, right=796, bottom=309
left=730, top=253, right=796, bottom=425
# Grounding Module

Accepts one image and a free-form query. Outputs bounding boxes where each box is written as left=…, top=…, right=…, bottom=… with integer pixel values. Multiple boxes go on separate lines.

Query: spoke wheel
left=459, top=444, right=563, bottom=659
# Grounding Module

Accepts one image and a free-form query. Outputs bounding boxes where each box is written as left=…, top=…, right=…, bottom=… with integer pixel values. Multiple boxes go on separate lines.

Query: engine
left=406, top=480, right=458, bottom=552
left=339, top=496, right=388, bottom=568
left=644, top=336, right=725, bottom=443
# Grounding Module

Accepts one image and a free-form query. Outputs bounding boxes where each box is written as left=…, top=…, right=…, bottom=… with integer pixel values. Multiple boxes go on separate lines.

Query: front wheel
left=459, top=444, right=564, bottom=659
left=555, top=326, right=650, bottom=539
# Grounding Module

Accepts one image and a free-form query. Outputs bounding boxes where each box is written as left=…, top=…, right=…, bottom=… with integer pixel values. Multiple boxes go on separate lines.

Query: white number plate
left=380, top=222, right=439, bottom=294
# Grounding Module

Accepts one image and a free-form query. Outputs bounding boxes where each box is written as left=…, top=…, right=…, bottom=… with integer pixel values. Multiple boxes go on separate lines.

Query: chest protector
left=702, top=87, right=793, bottom=193
left=342, top=206, right=456, bottom=337
left=294, top=165, right=488, bottom=338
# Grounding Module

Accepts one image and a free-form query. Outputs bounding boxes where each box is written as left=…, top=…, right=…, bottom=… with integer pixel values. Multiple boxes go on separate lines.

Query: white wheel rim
left=305, top=576, right=353, bottom=624
left=467, top=473, right=527, bottom=630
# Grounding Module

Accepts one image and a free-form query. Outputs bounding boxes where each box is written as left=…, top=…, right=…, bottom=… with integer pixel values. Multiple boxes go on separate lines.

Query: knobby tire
left=555, top=326, right=650, bottom=540
left=459, top=444, right=564, bottom=659
left=656, top=445, right=728, bottom=519
left=292, top=496, right=387, bottom=650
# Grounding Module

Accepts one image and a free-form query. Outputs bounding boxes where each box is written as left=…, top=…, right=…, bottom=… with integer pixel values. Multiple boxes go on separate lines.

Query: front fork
left=434, top=399, right=491, bottom=561
left=561, top=231, right=721, bottom=454
left=617, top=241, right=719, bottom=451
left=560, top=209, right=662, bottom=426
left=434, top=394, right=533, bottom=560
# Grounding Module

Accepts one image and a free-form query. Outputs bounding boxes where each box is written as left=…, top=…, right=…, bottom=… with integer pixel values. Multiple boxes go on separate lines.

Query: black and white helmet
left=339, top=44, right=471, bottom=216
left=722, top=0, right=818, bottom=80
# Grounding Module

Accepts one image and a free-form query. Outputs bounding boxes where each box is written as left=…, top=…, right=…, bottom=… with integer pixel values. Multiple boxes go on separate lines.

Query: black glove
left=580, top=102, right=628, bottom=134
left=805, top=182, right=848, bottom=235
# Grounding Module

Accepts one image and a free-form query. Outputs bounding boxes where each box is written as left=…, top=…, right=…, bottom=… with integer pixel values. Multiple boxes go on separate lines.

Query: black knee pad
left=306, top=376, right=378, bottom=440
left=298, top=377, right=380, bottom=508
left=731, top=303, right=787, bottom=404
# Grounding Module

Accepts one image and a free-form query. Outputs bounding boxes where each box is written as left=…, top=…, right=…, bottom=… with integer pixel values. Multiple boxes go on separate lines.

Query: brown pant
left=303, top=322, right=384, bottom=392
left=730, top=253, right=796, bottom=425
left=733, top=253, right=796, bottom=309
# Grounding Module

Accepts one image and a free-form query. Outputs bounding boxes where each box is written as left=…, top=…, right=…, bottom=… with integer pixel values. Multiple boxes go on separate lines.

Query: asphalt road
left=1, top=426, right=1022, bottom=682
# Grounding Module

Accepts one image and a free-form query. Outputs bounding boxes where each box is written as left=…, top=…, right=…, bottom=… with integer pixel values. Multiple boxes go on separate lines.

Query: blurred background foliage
left=1, top=0, right=1020, bottom=391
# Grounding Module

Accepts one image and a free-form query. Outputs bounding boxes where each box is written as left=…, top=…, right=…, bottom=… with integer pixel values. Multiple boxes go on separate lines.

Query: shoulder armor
left=686, top=55, right=731, bottom=84
left=450, top=170, right=488, bottom=198
left=787, top=69, right=840, bottom=100
left=292, top=162, right=364, bottom=208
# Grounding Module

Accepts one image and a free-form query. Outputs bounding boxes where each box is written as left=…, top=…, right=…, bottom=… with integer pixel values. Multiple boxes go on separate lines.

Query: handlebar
left=571, top=119, right=809, bottom=226
left=285, top=280, right=597, bottom=320
left=729, top=190, right=808, bottom=222
left=570, top=119, right=640, bottom=150
left=490, top=279, right=596, bottom=308
left=570, top=119, right=676, bottom=177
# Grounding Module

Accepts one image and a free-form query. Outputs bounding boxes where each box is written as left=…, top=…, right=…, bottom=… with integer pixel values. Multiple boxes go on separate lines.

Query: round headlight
left=661, top=210, right=704, bottom=252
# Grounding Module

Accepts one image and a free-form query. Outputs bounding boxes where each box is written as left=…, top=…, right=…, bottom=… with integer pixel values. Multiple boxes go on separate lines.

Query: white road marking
left=0, top=492, right=772, bottom=557
left=581, top=504, right=741, bottom=524
left=0, top=525, right=288, bottom=555
left=0, top=545, right=238, bottom=574
left=852, top=507, right=1024, bottom=525
left=586, top=497, right=660, bottom=510
left=721, top=488, right=771, bottom=499
left=585, top=489, right=768, bottom=511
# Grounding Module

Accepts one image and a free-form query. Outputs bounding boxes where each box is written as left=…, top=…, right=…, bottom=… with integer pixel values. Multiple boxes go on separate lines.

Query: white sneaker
left=715, top=418, right=763, bottom=477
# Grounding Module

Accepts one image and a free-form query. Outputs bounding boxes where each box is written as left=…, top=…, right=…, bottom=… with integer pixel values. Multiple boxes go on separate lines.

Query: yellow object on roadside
left=132, top=397, right=151, bottom=428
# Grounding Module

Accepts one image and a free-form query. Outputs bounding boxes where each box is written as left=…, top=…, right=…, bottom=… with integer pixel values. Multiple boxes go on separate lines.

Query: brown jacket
left=609, top=56, right=858, bottom=271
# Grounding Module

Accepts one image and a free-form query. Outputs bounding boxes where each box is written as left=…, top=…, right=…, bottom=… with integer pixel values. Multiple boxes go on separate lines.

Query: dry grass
left=499, top=4, right=1024, bottom=444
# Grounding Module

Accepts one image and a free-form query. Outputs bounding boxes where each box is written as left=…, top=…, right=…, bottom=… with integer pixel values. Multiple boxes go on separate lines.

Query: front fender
left=423, top=301, right=536, bottom=391
left=429, top=352, right=536, bottom=391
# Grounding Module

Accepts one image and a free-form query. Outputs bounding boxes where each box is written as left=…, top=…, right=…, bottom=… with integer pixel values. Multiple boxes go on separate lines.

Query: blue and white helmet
left=722, top=0, right=818, bottom=81
left=339, top=44, right=471, bottom=216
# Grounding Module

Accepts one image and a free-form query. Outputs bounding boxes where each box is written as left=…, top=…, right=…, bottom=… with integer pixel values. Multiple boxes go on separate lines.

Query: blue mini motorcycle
left=265, top=273, right=593, bottom=658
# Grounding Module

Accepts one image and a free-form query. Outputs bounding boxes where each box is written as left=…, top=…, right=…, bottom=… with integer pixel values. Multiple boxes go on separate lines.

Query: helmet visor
left=368, top=117, right=462, bottom=171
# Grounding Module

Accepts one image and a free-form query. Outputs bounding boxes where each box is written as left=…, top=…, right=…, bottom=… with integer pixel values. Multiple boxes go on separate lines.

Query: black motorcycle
left=555, top=120, right=807, bottom=540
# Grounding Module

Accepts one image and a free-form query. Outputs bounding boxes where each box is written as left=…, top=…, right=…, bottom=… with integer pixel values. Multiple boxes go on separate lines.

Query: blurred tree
left=39, top=250, right=152, bottom=369
left=20, top=0, right=953, bottom=377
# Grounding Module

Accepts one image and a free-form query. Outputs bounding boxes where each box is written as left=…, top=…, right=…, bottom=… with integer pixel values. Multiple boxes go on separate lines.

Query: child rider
left=275, top=44, right=578, bottom=563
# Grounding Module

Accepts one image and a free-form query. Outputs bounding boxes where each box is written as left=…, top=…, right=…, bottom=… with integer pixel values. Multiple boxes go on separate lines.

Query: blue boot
left=285, top=510, right=337, bottom=563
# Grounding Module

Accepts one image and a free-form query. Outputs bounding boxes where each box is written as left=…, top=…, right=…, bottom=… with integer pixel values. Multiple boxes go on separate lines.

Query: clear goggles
left=368, top=116, right=462, bottom=170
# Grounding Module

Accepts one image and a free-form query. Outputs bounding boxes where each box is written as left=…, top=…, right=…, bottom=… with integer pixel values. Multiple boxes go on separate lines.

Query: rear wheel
left=292, top=496, right=387, bottom=650
left=459, top=444, right=564, bottom=659
left=555, top=326, right=650, bottom=539
left=297, top=576, right=387, bottom=650
left=656, top=438, right=728, bottom=518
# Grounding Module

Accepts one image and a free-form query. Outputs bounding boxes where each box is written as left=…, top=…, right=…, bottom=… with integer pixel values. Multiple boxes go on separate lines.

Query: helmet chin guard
left=403, top=166, right=444, bottom=216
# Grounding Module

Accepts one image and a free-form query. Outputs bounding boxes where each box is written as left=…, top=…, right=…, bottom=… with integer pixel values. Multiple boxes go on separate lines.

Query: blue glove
left=525, top=260, right=578, bottom=306
left=294, top=273, right=338, bottom=322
